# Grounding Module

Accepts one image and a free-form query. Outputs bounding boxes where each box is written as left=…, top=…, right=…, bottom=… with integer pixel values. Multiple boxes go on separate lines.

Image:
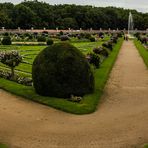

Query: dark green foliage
left=102, top=42, right=113, bottom=51
left=86, top=53, right=100, bottom=68
left=24, top=33, right=33, bottom=40
left=37, top=36, right=46, bottom=42
left=0, top=1, right=147, bottom=30
left=90, top=37, right=96, bottom=42
left=32, top=42, right=94, bottom=98
left=117, top=32, right=123, bottom=38
left=93, top=47, right=101, bottom=54
left=93, top=46, right=110, bottom=57
left=85, top=33, right=91, bottom=39
left=3, top=32, right=9, bottom=36
left=46, top=39, right=54, bottom=45
left=59, top=31, right=64, bottom=35
left=111, top=37, right=118, bottom=43
left=140, top=37, right=147, bottom=44
left=1, top=36, right=11, bottom=45
left=134, top=32, right=140, bottom=38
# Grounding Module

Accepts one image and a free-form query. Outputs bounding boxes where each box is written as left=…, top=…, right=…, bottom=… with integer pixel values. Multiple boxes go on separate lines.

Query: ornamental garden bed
left=0, top=33, right=123, bottom=114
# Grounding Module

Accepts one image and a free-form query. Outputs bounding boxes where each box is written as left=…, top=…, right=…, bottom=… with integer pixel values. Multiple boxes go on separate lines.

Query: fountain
left=128, top=12, right=134, bottom=38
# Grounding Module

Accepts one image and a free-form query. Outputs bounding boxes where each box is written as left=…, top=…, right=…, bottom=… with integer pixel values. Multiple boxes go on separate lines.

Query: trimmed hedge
left=32, top=42, right=94, bottom=98
left=1, top=36, right=11, bottom=45
left=37, top=36, right=46, bottom=42
left=47, top=39, right=54, bottom=45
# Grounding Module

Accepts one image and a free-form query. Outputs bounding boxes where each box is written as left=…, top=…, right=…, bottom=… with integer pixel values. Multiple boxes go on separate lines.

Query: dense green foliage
left=134, top=39, right=148, bottom=67
left=0, top=1, right=147, bottom=29
left=46, top=39, right=54, bottom=45
left=89, top=37, right=96, bottom=42
left=1, top=36, right=11, bottom=45
left=37, top=36, right=46, bottom=42
left=86, top=52, right=100, bottom=68
left=32, top=42, right=94, bottom=98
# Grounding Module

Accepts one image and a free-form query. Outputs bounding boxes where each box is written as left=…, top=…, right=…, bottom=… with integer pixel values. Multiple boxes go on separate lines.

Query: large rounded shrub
left=1, top=36, right=11, bottom=45
left=32, top=42, right=94, bottom=98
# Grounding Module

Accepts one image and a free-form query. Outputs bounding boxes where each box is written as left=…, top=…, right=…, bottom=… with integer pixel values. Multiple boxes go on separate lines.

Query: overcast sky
left=1, top=0, right=148, bottom=13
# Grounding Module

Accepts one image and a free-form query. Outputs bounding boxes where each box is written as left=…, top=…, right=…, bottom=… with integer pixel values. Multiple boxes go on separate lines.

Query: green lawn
left=0, top=144, right=7, bottom=148
left=144, top=144, right=148, bottom=148
left=0, top=38, right=123, bottom=114
left=134, top=39, right=148, bottom=68
left=0, top=36, right=110, bottom=77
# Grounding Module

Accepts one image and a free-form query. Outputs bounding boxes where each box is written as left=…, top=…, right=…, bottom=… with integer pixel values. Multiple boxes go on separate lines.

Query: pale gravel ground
left=0, top=40, right=148, bottom=148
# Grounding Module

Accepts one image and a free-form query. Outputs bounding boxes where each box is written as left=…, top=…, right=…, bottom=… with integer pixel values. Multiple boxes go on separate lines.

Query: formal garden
left=0, top=0, right=148, bottom=147
left=0, top=30, right=124, bottom=114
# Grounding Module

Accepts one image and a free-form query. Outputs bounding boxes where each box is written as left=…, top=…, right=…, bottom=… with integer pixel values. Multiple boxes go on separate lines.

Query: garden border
left=0, top=38, right=123, bottom=114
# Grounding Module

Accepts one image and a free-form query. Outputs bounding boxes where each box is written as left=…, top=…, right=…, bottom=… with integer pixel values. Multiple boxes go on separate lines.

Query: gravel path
left=0, top=40, right=148, bottom=148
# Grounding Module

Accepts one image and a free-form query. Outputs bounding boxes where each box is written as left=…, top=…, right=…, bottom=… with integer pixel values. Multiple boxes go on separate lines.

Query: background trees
left=0, top=0, right=147, bottom=30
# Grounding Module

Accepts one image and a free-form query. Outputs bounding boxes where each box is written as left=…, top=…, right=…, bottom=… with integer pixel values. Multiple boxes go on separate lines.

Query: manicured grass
left=0, top=37, right=110, bottom=75
left=0, top=38, right=123, bottom=114
left=0, top=143, right=8, bottom=148
left=134, top=39, right=148, bottom=68
left=144, top=144, right=148, bottom=148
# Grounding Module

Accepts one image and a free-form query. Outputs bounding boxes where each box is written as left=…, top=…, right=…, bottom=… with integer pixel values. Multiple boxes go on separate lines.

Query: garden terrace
left=0, top=35, right=123, bottom=114
left=0, top=35, right=110, bottom=77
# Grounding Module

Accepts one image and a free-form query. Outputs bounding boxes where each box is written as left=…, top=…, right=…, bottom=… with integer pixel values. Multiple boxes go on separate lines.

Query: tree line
left=0, top=0, right=148, bottom=30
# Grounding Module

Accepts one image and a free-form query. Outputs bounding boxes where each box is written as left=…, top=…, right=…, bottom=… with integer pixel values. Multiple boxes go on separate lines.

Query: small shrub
left=37, top=36, right=46, bottom=42
left=60, top=35, right=69, bottom=41
left=102, top=42, right=113, bottom=51
left=93, top=47, right=101, bottom=54
left=117, top=32, right=123, bottom=37
left=140, top=37, right=147, bottom=44
left=42, top=31, right=49, bottom=35
left=86, top=53, right=100, bottom=68
left=1, top=36, right=11, bottom=45
left=47, top=39, right=54, bottom=45
left=3, top=32, right=9, bottom=36
left=0, top=50, right=22, bottom=79
left=111, top=37, right=118, bottom=43
left=59, top=31, right=64, bottom=35
left=97, top=47, right=109, bottom=57
left=85, top=33, right=91, bottom=39
left=134, top=32, right=140, bottom=38
left=90, top=37, right=95, bottom=42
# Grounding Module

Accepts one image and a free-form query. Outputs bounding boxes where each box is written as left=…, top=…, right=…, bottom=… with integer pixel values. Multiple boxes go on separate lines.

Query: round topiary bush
left=46, top=39, right=54, bottom=45
left=86, top=53, right=100, bottom=68
left=1, top=36, right=11, bottom=45
left=32, top=42, right=94, bottom=98
left=89, top=37, right=95, bottom=42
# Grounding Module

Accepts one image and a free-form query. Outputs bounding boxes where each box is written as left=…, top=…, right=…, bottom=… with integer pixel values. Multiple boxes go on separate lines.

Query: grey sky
left=1, top=0, right=148, bottom=12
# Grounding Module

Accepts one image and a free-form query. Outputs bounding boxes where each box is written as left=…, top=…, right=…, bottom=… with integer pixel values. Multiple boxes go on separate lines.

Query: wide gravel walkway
left=0, top=40, right=148, bottom=148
